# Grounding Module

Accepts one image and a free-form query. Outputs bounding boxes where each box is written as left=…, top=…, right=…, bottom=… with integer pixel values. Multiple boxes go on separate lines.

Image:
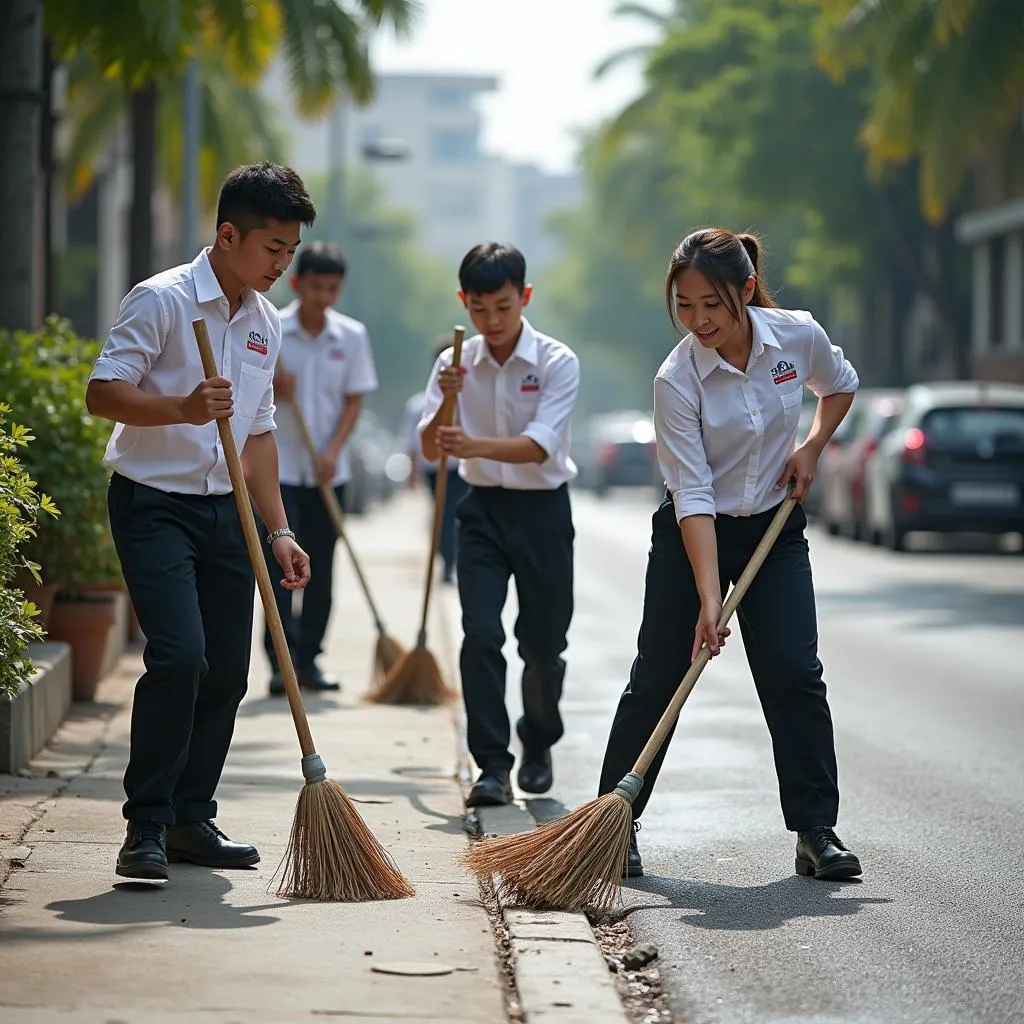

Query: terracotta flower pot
left=47, top=594, right=118, bottom=701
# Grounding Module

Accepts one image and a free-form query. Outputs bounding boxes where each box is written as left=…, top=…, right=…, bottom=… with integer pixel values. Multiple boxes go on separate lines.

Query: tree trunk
left=0, top=0, right=43, bottom=331
left=128, top=82, right=158, bottom=290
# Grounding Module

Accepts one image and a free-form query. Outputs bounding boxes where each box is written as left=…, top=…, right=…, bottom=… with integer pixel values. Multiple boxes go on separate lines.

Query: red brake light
left=901, top=427, right=926, bottom=465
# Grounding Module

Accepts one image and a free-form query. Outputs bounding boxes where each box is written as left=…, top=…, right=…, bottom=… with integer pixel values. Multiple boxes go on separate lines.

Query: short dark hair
left=216, top=161, right=316, bottom=236
left=458, top=242, right=526, bottom=295
left=296, top=241, right=347, bottom=278
left=665, top=227, right=774, bottom=333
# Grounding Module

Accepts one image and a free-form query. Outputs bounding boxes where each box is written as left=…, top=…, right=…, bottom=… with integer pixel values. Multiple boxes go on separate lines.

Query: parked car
left=347, top=411, right=398, bottom=515
left=820, top=389, right=904, bottom=539
left=574, top=410, right=660, bottom=497
left=864, top=381, right=1024, bottom=550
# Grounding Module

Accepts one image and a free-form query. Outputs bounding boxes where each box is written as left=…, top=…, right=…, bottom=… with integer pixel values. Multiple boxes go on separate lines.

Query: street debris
left=591, top=914, right=684, bottom=1024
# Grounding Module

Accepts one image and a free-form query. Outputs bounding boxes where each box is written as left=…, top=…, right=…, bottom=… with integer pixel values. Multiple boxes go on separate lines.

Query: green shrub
left=0, top=316, right=119, bottom=594
left=0, top=404, right=60, bottom=698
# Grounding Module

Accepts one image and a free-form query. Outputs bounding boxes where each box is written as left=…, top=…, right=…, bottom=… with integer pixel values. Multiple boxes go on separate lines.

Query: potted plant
left=0, top=318, right=122, bottom=700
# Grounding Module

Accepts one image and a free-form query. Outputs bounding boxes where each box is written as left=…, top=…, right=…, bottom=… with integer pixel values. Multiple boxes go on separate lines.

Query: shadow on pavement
left=617, top=873, right=891, bottom=932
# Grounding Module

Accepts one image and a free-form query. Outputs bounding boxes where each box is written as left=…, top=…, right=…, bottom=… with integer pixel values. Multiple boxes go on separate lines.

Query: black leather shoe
left=116, top=821, right=168, bottom=880
left=466, top=771, right=513, bottom=807
left=297, top=664, right=341, bottom=692
left=517, top=747, right=553, bottom=794
left=622, top=820, right=643, bottom=879
left=795, top=826, right=862, bottom=880
left=269, top=672, right=286, bottom=696
left=165, top=820, right=260, bottom=868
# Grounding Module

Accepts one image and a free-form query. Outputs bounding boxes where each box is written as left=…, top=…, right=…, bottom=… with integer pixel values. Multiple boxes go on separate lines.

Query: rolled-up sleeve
left=415, top=353, right=447, bottom=438
left=655, top=374, right=716, bottom=521
left=522, top=350, right=580, bottom=457
left=806, top=318, right=859, bottom=397
left=89, top=285, right=167, bottom=385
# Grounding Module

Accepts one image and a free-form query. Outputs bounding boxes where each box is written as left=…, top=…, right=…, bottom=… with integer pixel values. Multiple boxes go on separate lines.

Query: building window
left=430, top=128, right=478, bottom=164
left=432, top=86, right=472, bottom=109
left=428, top=183, right=481, bottom=221
left=989, top=235, right=1005, bottom=347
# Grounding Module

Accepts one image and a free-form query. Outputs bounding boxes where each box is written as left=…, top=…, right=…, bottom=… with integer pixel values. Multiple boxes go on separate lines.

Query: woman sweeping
left=598, top=227, right=863, bottom=882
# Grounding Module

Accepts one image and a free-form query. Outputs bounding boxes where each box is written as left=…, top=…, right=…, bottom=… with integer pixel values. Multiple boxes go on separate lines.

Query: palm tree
left=818, top=0, right=1024, bottom=221
left=49, top=0, right=419, bottom=290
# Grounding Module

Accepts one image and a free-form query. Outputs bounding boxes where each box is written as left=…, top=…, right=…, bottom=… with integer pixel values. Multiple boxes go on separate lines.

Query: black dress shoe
left=622, top=820, right=643, bottom=879
left=165, top=820, right=260, bottom=868
left=297, top=664, right=341, bottom=692
left=116, top=821, right=168, bottom=880
left=517, top=747, right=553, bottom=794
left=795, top=826, right=862, bottom=880
left=269, top=672, right=286, bottom=696
left=466, top=771, right=513, bottom=807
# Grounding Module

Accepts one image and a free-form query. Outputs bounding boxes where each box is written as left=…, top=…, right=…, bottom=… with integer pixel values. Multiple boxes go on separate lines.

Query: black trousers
left=598, top=493, right=840, bottom=831
left=107, top=473, right=254, bottom=825
left=457, top=484, right=574, bottom=774
left=425, top=466, right=469, bottom=577
left=261, top=482, right=346, bottom=673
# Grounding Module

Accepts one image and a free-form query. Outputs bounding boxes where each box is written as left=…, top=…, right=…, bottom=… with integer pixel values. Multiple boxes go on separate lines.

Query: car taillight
left=901, top=427, right=926, bottom=465
left=597, top=443, right=619, bottom=466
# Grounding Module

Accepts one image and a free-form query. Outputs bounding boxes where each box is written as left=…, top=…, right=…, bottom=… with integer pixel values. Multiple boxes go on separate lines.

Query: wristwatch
left=266, top=527, right=296, bottom=546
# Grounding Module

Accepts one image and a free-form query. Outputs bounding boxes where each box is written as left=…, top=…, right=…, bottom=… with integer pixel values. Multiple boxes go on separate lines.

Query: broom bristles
left=372, top=633, right=407, bottom=688
left=368, top=646, right=457, bottom=705
left=275, top=778, right=416, bottom=902
left=459, top=792, right=634, bottom=911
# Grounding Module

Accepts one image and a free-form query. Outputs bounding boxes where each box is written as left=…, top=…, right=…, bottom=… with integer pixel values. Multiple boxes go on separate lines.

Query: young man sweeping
left=418, top=242, right=581, bottom=807
left=86, top=161, right=316, bottom=880
left=262, top=241, right=378, bottom=696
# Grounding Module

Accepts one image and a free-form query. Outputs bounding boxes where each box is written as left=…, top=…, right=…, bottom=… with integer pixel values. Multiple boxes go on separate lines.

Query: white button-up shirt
left=656, top=305, right=859, bottom=521
left=89, top=248, right=279, bottom=495
left=273, top=302, right=378, bottom=487
left=417, top=318, right=580, bottom=490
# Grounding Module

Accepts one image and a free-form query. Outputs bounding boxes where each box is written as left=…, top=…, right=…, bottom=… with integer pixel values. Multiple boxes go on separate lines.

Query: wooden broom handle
left=278, top=378, right=387, bottom=632
left=632, top=495, right=798, bottom=777
left=191, top=318, right=316, bottom=757
left=417, top=325, right=465, bottom=635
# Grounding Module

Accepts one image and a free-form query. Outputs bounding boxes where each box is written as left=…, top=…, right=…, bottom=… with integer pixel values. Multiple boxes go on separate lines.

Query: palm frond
left=63, top=73, right=125, bottom=201
left=357, top=0, right=421, bottom=38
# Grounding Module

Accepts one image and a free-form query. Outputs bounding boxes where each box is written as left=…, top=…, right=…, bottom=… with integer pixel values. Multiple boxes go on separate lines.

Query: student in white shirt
left=419, top=243, right=580, bottom=808
left=597, top=228, right=863, bottom=883
left=399, top=339, right=468, bottom=584
left=86, top=162, right=315, bottom=881
left=261, top=242, right=378, bottom=695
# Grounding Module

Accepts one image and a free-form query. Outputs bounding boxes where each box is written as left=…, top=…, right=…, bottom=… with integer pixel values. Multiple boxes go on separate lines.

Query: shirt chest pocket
left=236, top=363, right=274, bottom=418
left=778, top=385, right=804, bottom=430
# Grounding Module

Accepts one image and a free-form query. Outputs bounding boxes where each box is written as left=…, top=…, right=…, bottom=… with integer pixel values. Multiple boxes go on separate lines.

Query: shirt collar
left=191, top=247, right=258, bottom=317
left=473, top=317, right=539, bottom=367
left=690, top=306, right=781, bottom=380
left=281, top=301, right=343, bottom=341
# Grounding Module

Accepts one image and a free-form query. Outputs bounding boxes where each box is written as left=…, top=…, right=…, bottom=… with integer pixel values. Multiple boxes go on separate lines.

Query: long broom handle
left=278, top=376, right=388, bottom=635
left=192, top=318, right=316, bottom=757
left=632, top=496, right=798, bottom=777
left=416, top=325, right=465, bottom=639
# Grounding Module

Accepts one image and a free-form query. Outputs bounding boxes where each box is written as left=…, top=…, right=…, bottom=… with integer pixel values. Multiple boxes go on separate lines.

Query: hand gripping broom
left=191, top=318, right=414, bottom=902
left=278, top=369, right=406, bottom=687
left=460, top=495, right=798, bottom=911
left=368, top=325, right=465, bottom=705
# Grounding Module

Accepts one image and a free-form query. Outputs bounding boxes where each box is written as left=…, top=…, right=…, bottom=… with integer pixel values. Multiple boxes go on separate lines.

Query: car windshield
left=922, top=406, right=1024, bottom=443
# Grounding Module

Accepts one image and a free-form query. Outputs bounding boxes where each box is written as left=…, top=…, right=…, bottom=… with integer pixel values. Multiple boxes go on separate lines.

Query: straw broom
left=460, top=495, right=798, bottom=911
left=368, top=325, right=465, bottom=706
left=278, top=376, right=405, bottom=687
left=191, top=318, right=414, bottom=902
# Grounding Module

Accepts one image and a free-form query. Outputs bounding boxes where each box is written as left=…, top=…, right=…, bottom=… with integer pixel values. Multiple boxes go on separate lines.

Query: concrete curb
left=475, top=804, right=629, bottom=1024
left=0, top=641, right=72, bottom=774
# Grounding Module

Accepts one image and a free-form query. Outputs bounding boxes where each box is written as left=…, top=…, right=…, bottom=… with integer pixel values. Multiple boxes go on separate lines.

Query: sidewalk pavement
left=0, top=490, right=628, bottom=1024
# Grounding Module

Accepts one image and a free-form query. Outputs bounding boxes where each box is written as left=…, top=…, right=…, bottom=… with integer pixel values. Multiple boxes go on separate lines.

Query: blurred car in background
left=820, top=389, right=904, bottom=539
left=574, top=410, right=660, bottom=497
left=346, top=410, right=399, bottom=515
left=864, top=381, right=1024, bottom=550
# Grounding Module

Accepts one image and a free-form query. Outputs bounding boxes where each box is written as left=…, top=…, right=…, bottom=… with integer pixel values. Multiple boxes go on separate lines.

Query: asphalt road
left=500, top=487, right=1024, bottom=1024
